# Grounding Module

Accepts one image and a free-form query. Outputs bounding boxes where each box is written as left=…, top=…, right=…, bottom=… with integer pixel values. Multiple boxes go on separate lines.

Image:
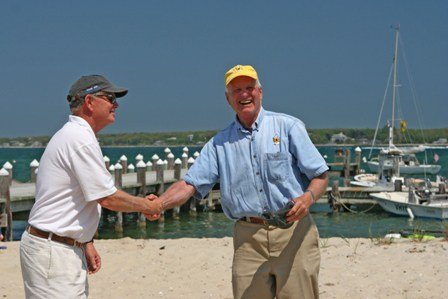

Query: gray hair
left=68, top=96, right=85, bottom=114
left=225, top=79, right=262, bottom=93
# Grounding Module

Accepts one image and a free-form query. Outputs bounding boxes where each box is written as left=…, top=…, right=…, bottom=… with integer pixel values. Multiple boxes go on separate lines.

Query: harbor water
left=2, top=146, right=447, bottom=240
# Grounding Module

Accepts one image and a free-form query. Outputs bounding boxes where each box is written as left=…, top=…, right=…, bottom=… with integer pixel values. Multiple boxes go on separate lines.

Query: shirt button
left=253, top=155, right=257, bottom=158
left=259, top=189, right=263, bottom=192
left=256, top=172, right=260, bottom=175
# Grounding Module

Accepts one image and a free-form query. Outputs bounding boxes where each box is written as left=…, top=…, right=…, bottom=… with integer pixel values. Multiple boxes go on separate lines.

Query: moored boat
left=371, top=189, right=448, bottom=219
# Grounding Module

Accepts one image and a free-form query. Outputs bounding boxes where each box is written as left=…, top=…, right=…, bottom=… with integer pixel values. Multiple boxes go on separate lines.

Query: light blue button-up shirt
left=184, top=108, right=328, bottom=220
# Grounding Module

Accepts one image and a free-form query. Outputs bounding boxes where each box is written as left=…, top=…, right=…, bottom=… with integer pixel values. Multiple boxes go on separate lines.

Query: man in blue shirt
left=157, top=65, right=328, bottom=298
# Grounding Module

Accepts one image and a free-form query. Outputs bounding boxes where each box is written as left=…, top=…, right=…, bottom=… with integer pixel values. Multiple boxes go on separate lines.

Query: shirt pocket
left=265, top=152, right=290, bottom=182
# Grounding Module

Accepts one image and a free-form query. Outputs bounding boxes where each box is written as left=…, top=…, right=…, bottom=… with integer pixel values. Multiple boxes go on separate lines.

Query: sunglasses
left=93, top=93, right=117, bottom=105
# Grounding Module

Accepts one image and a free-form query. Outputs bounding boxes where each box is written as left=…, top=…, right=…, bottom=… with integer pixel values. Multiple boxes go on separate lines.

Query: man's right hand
left=144, top=194, right=163, bottom=220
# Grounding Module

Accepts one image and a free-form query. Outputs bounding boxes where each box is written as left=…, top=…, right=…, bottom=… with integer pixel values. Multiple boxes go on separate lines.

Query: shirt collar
left=68, top=115, right=95, bottom=136
left=234, top=107, right=265, bottom=133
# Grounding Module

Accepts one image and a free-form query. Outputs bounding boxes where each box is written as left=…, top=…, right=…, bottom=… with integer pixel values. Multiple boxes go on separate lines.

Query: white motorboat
left=367, top=154, right=441, bottom=174
left=371, top=189, right=448, bottom=219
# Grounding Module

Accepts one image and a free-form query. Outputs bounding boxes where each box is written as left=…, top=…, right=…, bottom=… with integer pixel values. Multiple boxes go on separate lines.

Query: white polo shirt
left=28, top=115, right=116, bottom=242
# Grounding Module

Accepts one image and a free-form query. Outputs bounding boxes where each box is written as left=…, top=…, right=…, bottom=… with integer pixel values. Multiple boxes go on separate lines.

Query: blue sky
left=1, top=0, right=447, bottom=137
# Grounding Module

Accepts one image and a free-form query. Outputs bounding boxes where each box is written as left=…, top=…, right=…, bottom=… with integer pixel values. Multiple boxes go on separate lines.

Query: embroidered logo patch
left=273, top=134, right=280, bottom=145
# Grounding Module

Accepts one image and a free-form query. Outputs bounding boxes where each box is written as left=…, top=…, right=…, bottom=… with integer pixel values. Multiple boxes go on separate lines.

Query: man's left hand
left=84, top=242, right=101, bottom=274
left=286, top=193, right=313, bottom=223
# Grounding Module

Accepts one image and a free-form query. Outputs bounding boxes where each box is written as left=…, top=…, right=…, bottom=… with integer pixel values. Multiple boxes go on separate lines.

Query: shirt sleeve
left=288, top=122, right=329, bottom=180
left=70, top=143, right=117, bottom=202
left=184, top=138, right=220, bottom=199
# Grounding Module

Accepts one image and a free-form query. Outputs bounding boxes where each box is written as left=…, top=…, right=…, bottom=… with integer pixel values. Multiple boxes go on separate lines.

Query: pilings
left=329, top=180, right=342, bottom=212
left=2, top=162, right=13, bottom=186
left=136, top=160, right=147, bottom=228
left=30, top=159, right=39, bottom=183
left=172, top=159, right=182, bottom=219
left=114, top=163, right=124, bottom=233
left=5, top=147, right=220, bottom=236
left=156, top=159, right=165, bottom=223
left=0, top=168, right=12, bottom=241
left=343, top=149, right=351, bottom=187
left=326, top=148, right=361, bottom=185
left=120, top=155, right=128, bottom=174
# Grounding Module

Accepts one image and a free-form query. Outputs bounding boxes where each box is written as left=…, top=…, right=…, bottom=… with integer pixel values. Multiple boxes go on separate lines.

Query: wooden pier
left=0, top=148, right=224, bottom=239
left=326, top=148, right=362, bottom=187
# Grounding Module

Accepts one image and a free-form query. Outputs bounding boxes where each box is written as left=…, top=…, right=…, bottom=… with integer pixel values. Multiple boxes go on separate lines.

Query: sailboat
left=366, top=25, right=441, bottom=175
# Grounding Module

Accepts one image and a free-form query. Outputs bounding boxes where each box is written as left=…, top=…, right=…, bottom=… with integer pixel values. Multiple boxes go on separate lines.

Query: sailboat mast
left=390, top=25, right=400, bottom=148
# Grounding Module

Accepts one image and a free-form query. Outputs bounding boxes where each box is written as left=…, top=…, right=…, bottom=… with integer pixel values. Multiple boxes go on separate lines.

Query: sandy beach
left=1, top=237, right=447, bottom=299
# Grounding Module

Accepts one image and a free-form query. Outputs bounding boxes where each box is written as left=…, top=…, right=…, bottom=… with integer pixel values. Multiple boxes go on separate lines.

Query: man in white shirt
left=20, top=75, right=163, bottom=298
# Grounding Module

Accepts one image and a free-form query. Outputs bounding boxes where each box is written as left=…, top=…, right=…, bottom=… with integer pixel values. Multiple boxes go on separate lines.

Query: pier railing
left=0, top=147, right=221, bottom=240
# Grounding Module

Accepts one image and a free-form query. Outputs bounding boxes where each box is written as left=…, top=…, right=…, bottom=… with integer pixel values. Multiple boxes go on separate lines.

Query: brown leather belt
left=240, top=217, right=270, bottom=226
left=27, top=226, right=86, bottom=247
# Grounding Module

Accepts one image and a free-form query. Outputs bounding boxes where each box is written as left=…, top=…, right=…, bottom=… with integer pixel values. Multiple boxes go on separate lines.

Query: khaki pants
left=20, top=230, right=88, bottom=299
left=232, top=214, right=320, bottom=299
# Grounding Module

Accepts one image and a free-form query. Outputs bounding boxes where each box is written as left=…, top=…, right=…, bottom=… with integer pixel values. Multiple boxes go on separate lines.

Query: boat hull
left=367, top=161, right=441, bottom=175
left=371, top=192, right=448, bottom=219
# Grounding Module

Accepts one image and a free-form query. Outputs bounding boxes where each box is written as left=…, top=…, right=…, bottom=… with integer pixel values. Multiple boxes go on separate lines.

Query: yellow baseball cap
left=224, top=65, right=258, bottom=86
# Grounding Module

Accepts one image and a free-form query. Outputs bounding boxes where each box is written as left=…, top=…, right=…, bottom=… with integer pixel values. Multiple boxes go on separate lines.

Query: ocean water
left=1, top=145, right=447, bottom=240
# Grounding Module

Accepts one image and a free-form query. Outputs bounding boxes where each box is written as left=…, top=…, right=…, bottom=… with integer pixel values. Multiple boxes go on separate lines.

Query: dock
left=1, top=148, right=222, bottom=239
left=0, top=146, right=387, bottom=240
left=2, top=169, right=191, bottom=213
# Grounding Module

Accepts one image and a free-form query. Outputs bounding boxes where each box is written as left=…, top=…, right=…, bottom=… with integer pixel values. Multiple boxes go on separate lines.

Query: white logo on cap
left=85, top=85, right=100, bottom=92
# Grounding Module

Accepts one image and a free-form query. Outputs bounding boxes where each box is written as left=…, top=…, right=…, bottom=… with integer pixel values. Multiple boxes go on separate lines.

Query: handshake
left=143, top=194, right=164, bottom=221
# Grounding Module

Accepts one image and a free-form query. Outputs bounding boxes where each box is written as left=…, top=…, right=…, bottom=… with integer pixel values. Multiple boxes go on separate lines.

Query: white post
left=0, top=168, right=12, bottom=240
left=187, top=157, right=195, bottom=169
left=193, top=151, right=200, bottom=159
left=135, top=154, right=144, bottom=166
left=136, top=160, right=147, bottom=228
left=2, top=162, right=13, bottom=186
left=172, top=159, right=182, bottom=220
left=167, top=153, right=175, bottom=170
left=182, top=146, right=189, bottom=156
left=120, top=155, right=128, bottom=174
left=127, top=163, right=135, bottom=173
left=103, top=155, right=110, bottom=169
left=181, top=153, right=188, bottom=169
left=164, top=147, right=171, bottom=159
left=113, top=163, right=123, bottom=233
left=108, top=164, right=115, bottom=174
left=151, top=154, right=159, bottom=170
left=30, top=159, right=39, bottom=183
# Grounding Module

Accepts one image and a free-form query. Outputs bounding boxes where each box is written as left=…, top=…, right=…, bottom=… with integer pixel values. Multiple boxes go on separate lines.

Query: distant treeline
left=1, top=127, right=447, bottom=147
left=307, top=127, right=448, bottom=145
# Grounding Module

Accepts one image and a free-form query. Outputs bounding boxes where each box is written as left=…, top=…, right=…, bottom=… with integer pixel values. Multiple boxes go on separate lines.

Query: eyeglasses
left=93, top=93, right=117, bottom=105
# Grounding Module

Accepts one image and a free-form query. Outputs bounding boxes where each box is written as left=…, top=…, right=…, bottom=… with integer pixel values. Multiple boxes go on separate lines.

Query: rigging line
left=399, top=37, right=427, bottom=144
left=396, top=90, right=408, bottom=144
left=394, top=74, right=412, bottom=145
left=396, top=88, right=413, bottom=144
left=399, top=37, right=429, bottom=178
left=369, top=63, right=394, bottom=160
